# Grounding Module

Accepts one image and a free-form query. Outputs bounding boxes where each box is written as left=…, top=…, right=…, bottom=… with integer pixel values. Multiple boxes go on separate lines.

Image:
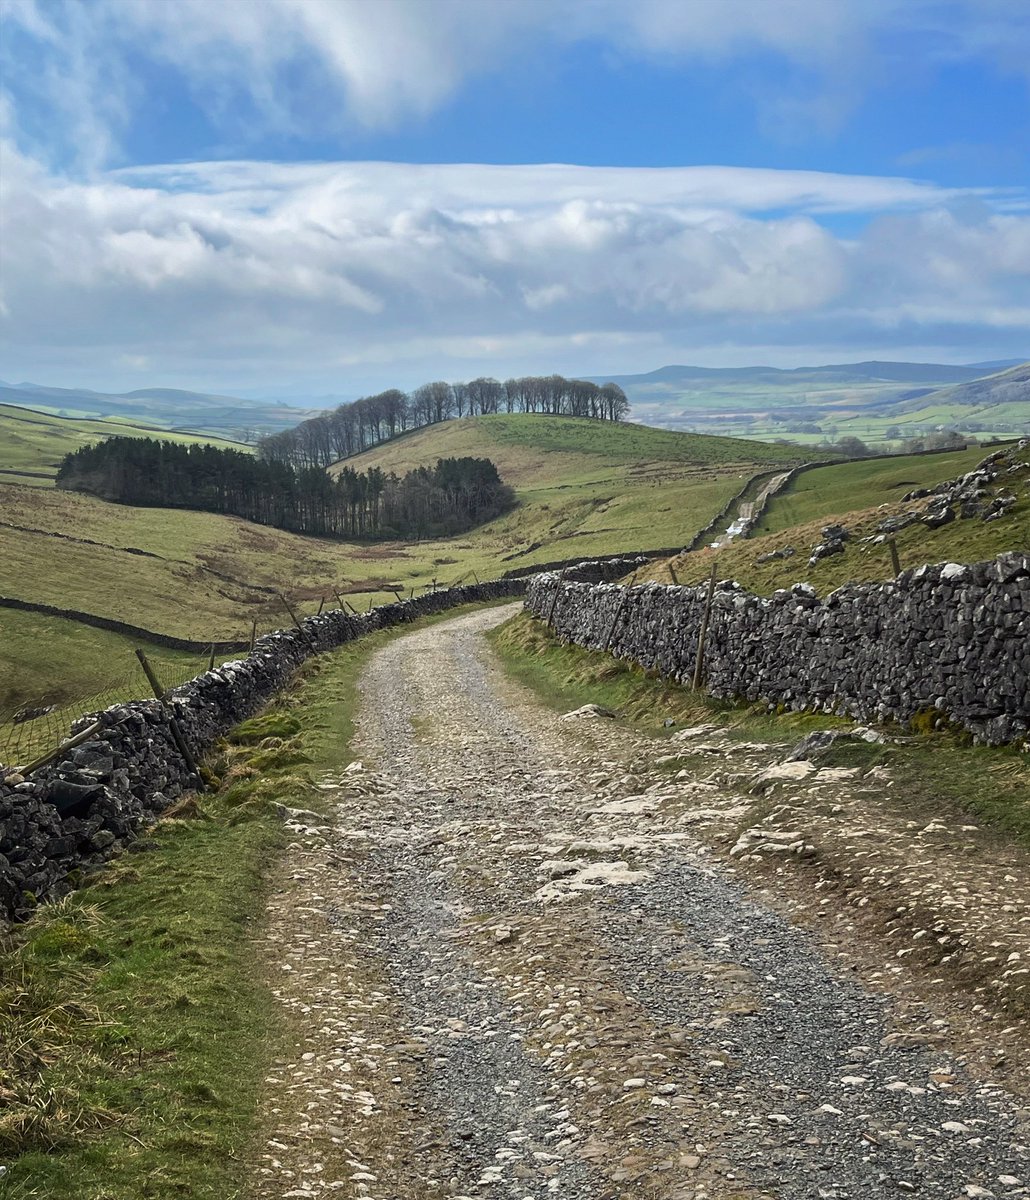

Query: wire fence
left=0, top=653, right=215, bottom=771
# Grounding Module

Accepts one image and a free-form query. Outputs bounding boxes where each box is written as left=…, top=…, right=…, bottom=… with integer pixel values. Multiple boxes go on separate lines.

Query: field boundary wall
left=0, top=579, right=525, bottom=921
left=526, top=553, right=1029, bottom=747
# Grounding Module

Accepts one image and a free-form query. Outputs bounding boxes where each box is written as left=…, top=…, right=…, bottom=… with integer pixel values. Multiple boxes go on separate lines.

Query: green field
left=639, top=442, right=1029, bottom=595
left=753, top=445, right=996, bottom=534
left=0, top=413, right=801, bottom=713
left=0, top=404, right=249, bottom=487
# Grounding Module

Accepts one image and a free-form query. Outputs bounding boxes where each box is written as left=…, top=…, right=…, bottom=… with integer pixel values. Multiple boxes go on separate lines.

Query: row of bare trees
left=257, top=374, right=630, bottom=470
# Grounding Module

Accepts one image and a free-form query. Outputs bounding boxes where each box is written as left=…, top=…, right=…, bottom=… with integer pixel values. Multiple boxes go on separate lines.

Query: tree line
left=258, top=374, right=630, bottom=470
left=56, top=437, right=515, bottom=540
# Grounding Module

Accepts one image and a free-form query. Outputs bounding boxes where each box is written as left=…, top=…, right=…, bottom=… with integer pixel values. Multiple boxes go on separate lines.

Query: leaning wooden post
left=367, top=594, right=374, bottom=611
left=602, top=589, right=628, bottom=651
left=21, top=718, right=105, bottom=777
left=249, top=618, right=258, bottom=653
left=692, top=562, right=718, bottom=691
left=887, top=537, right=901, bottom=576
left=279, top=593, right=304, bottom=632
left=408, top=586, right=415, bottom=600
left=317, top=595, right=325, bottom=616
left=668, top=562, right=679, bottom=585
left=545, top=578, right=562, bottom=626
left=345, top=600, right=359, bottom=614
left=208, top=643, right=216, bottom=671
left=278, top=594, right=315, bottom=647
left=135, top=648, right=206, bottom=787
left=334, top=590, right=345, bottom=610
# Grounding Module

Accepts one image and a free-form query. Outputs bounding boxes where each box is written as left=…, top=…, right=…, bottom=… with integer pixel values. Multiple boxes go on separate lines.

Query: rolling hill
left=0, top=403, right=251, bottom=487
left=0, top=381, right=320, bottom=440
left=594, top=358, right=1030, bottom=445
left=637, top=440, right=1029, bottom=597
left=0, top=416, right=804, bottom=716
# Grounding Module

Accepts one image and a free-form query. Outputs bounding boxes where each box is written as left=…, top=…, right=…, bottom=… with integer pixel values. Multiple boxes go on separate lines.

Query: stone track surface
left=251, top=605, right=1029, bottom=1200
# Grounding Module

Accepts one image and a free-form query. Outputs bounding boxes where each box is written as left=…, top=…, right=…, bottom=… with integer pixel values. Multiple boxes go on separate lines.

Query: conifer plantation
left=56, top=437, right=515, bottom=539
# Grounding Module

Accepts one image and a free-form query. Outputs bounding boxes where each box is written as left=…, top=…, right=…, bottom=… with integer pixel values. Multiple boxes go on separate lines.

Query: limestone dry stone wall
left=525, top=553, right=1029, bottom=746
left=0, top=579, right=525, bottom=922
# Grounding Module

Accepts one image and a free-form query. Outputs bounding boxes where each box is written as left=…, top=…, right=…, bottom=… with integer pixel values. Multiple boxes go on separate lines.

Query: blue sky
left=0, top=0, right=1028, bottom=401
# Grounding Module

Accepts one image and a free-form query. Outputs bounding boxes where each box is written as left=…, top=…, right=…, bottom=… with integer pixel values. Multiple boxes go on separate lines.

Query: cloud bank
left=2, top=153, right=1027, bottom=390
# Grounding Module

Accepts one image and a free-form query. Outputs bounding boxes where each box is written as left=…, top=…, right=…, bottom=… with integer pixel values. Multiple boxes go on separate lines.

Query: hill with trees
left=257, top=374, right=630, bottom=469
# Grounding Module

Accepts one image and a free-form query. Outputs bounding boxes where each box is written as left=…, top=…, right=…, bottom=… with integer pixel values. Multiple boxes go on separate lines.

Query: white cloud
left=1, top=152, right=1027, bottom=389
left=3, top=0, right=1029, bottom=168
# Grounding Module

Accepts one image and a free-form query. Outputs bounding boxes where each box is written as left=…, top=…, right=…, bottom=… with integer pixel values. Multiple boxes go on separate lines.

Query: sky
left=0, top=0, right=1028, bottom=404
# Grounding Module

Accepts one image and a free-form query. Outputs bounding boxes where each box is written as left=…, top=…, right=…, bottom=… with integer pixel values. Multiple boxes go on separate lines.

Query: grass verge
left=0, top=598, right=514, bottom=1198
left=489, top=611, right=1030, bottom=849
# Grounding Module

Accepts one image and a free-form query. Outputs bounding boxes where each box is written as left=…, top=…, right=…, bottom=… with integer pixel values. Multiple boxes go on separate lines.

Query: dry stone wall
left=0, top=579, right=525, bottom=922
left=525, top=553, right=1029, bottom=747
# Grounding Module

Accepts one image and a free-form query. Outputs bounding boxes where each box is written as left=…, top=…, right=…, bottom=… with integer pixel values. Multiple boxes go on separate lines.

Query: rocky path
left=251, top=605, right=1029, bottom=1200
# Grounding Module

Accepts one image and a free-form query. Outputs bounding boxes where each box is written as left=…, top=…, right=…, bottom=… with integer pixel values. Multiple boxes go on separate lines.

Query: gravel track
left=251, top=605, right=1029, bottom=1200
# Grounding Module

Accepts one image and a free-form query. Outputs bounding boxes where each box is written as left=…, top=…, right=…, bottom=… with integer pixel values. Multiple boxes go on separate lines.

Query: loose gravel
left=250, top=604, right=1030, bottom=1200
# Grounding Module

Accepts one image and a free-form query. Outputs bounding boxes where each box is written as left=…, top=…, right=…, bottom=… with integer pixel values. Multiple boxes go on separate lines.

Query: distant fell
left=0, top=382, right=320, bottom=439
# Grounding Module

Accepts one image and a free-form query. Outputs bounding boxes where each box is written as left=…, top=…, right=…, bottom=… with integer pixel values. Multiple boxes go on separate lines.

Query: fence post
left=317, top=595, right=325, bottom=616
left=279, top=593, right=315, bottom=647
left=135, top=648, right=206, bottom=787
left=692, top=562, right=718, bottom=691
left=603, top=582, right=633, bottom=651
left=545, top=578, right=562, bottom=626
left=20, top=718, right=105, bottom=777
left=887, top=537, right=901, bottom=576
left=669, top=562, right=679, bottom=585
left=208, top=643, right=216, bottom=671
left=249, top=618, right=258, bottom=653
left=334, top=590, right=345, bottom=610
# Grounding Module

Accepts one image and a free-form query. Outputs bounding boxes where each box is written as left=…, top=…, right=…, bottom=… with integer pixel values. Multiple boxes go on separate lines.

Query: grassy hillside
left=339, top=414, right=801, bottom=562
left=0, top=416, right=798, bottom=712
left=0, top=404, right=249, bottom=487
left=638, top=442, right=1029, bottom=595
left=753, top=445, right=994, bottom=534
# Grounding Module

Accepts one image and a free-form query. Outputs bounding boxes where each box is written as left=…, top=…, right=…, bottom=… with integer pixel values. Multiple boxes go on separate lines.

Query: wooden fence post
left=887, top=537, right=901, bottom=576
left=692, top=562, right=718, bottom=691
left=668, top=562, right=679, bottom=585
left=249, top=618, right=258, bottom=653
left=21, top=718, right=105, bottom=777
left=208, top=643, right=216, bottom=671
left=135, top=648, right=206, bottom=787
left=545, top=578, right=562, bottom=625
left=334, top=590, right=345, bottom=610
left=317, top=595, right=325, bottom=616
left=279, top=594, right=316, bottom=647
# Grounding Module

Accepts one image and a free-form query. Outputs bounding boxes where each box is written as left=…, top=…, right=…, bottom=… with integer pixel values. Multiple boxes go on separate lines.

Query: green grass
left=0, top=404, right=249, bottom=487
left=639, top=443, right=1029, bottom=596
left=0, top=609, right=212, bottom=716
left=755, top=445, right=1004, bottom=534
left=0, top=415, right=800, bottom=705
left=474, top=413, right=801, bottom=465
left=0, top=806, right=284, bottom=1199
left=490, top=611, right=1030, bottom=849
left=0, top=598, right=510, bottom=1198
